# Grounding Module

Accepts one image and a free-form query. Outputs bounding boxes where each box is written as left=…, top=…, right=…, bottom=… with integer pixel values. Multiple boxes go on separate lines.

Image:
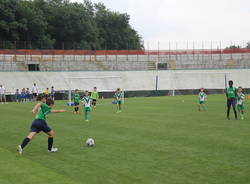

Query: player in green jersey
left=91, top=87, right=99, bottom=108
left=225, top=80, right=237, bottom=120
left=17, top=98, right=65, bottom=155
left=81, top=90, right=92, bottom=121
left=114, top=88, right=122, bottom=113
left=237, top=86, right=245, bottom=120
left=198, top=88, right=207, bottom=112
left=73, top=89, right=80, bottom=114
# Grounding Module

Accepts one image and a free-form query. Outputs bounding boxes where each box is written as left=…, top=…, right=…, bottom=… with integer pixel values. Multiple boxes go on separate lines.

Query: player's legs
left=46, top=130, right=57, bottom=152
left=18, top=132, right=37, bottom=154
left=74, top=102, right=79, bottom=113
left=232, top=100, right=237, bottom=120
left=197, top=104, right=201, bottom=111
left=92, top=99, right=97, bottom=107
left=226, top=100, right=231, bottom=119
left=238, top=105, right=244, bottom=120
left=202, top=104, right=206, bottom=111
left=117, top=101, right=122, bottom=112
left=85, top=108, right=90, bottom=121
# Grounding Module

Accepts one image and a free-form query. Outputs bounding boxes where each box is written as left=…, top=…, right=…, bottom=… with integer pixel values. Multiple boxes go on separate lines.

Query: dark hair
left=46, top=98, right=54, bottom=106
left=229, top=80, right=233, bottom=85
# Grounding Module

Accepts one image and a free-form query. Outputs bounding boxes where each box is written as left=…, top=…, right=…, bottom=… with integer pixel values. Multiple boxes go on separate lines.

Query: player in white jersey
left=114, top=88, right=122, bottom=113
left=198, top=88, right=207, bottom=112
left=237, top=87, right=245, bottom=120
left=81, top=91, right=92, bottom=121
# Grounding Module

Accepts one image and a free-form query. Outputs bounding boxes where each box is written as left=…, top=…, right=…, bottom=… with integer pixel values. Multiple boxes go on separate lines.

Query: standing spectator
left=50, top=86, right=55, bottom=100
left=26, top=88, right=31, bottom=102
left=15, top=89, right=21, bottom=103
left=32, top=83, right=38, bottom=101
left=45, top=88, right=49, bottom=98
left=21, top=88, right=26, bottom=102
left=0, top=84, right=7, bottom=104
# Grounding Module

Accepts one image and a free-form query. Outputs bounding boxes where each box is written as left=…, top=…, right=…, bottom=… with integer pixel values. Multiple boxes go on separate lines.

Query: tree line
left=0, top=0, right=143, bottom=50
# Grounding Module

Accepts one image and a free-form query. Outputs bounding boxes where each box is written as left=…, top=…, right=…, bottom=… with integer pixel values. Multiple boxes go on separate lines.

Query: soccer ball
left=86, top=138, right=95, bottom=147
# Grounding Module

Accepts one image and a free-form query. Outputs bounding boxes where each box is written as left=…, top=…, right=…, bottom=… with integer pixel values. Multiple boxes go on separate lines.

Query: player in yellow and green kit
left=237, top=86, right=245, bottom=120
left=81, top=90, right=92, bottom=121
left=91, top=87, right=99, bottom=108
left=73, top=89, right=80, bottom=114
left=225, top=80, right=238, bottom=120
left=114, top=88, right=122, bottom=113
left=198, top=88, right=207, bottom=112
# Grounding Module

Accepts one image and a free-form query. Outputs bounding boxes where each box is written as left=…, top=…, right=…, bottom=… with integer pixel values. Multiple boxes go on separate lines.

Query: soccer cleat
left=48, top=147, right=58, bottom=153
left=17, top=145, right=23, bottom=155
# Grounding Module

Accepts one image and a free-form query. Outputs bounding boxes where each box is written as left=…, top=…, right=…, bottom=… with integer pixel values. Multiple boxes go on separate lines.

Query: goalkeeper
left=90, top=87, right=99, bottom=108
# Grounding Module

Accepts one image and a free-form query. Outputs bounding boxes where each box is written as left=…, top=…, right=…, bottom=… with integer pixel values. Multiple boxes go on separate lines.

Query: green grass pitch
left=0, top=95, right=250, bottom=184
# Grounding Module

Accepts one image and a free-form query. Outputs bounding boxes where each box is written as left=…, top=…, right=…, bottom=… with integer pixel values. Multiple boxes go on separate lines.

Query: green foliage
left=0, top=0, right=143, bottom=50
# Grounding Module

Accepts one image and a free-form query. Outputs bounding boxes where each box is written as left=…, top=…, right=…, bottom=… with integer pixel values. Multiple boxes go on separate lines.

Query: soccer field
left=0, top=95, right=250, bottom=184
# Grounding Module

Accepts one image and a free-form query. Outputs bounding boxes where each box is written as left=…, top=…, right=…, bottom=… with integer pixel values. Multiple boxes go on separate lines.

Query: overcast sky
left=74, top=0, right=250, bottom=49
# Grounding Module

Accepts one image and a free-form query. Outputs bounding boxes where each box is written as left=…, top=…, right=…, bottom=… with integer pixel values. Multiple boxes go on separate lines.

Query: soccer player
left=237, top=87, right=245, bottom=120
left=81, top=90, right=92, bottom=121
left=17, top=98, right=65, bottom=155
left=73, top=89, right=80, bottom=114
left=114, top=88, right=122, bottom=113
left=225, top=80, right=237, bottom=120
left=91, top=87, right=99, bottom=108
left=198, top=88, right=207, bottom=112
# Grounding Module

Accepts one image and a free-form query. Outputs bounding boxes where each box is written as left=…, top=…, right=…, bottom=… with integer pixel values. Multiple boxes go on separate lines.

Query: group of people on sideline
left=15, top=84, right=55, bottom=102
left=0, top=83, right=55, bottom=103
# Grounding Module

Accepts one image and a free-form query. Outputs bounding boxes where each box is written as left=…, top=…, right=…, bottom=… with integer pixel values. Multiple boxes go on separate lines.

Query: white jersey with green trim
left=199, top=92, right=207, bottom=102
left=237, top=92, right=245, bottom=105
left=114, top=92, right=122, bottom=101
left=82, top=96, right=92, bottom=107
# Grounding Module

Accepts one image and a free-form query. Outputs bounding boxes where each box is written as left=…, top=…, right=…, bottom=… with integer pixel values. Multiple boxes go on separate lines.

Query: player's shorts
left=84, top=107, right=91, bottom=112
left=30, top=119, right=51, bottom=133
left=237, top=104, right=244, bottom=111
left=227, top=98, right=236, bottom=106
left=92, top=99, right=97, bottom=104
left=33, top=93, right=38, bottom=97
left=199, top=101, right=205, bottom=104
left=117, top=100, right=121, bottom=105
left=74, top=102, right=79, bottom=106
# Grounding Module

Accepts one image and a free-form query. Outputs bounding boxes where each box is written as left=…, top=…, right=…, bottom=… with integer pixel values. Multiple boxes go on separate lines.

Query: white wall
left=0, top=69, right=249, bottom=94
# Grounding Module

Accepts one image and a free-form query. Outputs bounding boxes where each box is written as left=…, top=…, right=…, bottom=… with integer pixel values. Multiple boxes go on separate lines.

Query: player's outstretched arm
left=32, top=103, right=42, bottom=114
left=52, top=109, right=66, bottom=113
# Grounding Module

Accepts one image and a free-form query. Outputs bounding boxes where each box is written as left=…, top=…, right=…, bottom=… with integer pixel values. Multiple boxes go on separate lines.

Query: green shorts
left=237, top=104, right=244, bottom=111
left=84, top=107, right=91, bottom=112
left=117, top=100, right=121, bottom=105
left=199, top=101, right=205, bottom=105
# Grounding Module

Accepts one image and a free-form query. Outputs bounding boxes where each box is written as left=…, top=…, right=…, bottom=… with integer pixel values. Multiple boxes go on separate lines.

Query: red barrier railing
left=0, top=48, right=250, bottom=55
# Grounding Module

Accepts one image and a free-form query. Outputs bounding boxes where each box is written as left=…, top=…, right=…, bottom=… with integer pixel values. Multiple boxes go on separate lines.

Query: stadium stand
left=0, top=49, right=250, bottom=71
